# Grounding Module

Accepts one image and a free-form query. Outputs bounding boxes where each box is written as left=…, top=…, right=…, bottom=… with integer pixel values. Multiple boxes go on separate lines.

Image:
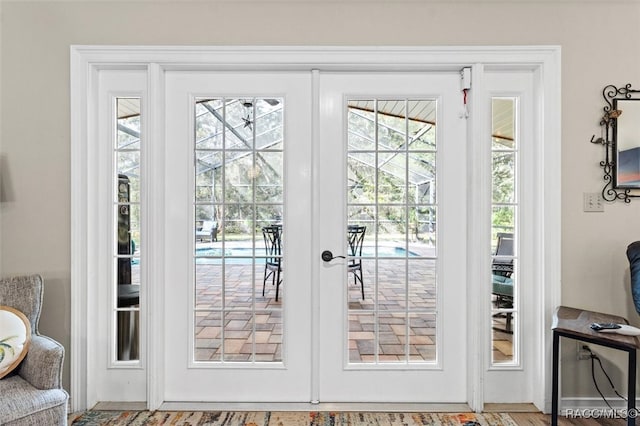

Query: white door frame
left=70, top=45, right=561, bottom=413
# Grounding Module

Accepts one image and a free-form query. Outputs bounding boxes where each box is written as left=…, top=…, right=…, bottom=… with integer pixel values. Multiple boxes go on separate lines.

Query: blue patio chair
left=492, top=233, right=514, bottom=333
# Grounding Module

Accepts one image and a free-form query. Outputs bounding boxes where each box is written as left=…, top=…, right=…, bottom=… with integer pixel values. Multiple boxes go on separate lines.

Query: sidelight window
left=114, top=97, right=141, bottom=363
left=490, top=97, right=518, bottom=365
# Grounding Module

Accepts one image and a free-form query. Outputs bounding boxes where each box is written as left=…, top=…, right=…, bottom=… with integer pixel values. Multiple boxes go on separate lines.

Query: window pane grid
left=348, top=98, right=437, bottom=365
left=490, top=97, right=518, bottom=366
left=194, top=97, right=284, bottom=364
left=113, top=97, right=141, bottom=363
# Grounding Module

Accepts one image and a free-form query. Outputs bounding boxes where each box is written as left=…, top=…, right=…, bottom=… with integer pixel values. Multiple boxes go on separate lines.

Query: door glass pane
left=115, top=97, right=141, bottom=362
left=194, top=98, right=284, bottom=363
left=493, top=312, right=517, bottom=363
left=490, top=97, right=518, bottom=365
left=347, top=99, right=437, bottom=364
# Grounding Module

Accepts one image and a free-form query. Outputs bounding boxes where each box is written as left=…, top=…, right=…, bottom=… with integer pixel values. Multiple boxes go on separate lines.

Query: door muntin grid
left=114, top=97, right=141, bottom=364
left=193, top=97, right=284, bottom=364
left=346, top=99, right=438, bottom=365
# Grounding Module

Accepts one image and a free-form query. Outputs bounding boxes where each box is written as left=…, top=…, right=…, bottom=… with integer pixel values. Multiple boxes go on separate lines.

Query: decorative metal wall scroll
left=591, top=84, right=640, bottom=202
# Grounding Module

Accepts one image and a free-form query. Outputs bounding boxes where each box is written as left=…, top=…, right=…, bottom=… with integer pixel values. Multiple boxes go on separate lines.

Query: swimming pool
left=194, top=245, right=418, bottom=264
left=131, top=246, right=419, bottom=265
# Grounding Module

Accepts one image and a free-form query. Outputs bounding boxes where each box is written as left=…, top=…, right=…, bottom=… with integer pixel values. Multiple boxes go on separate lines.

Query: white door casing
left=70, top=46, right=561, bottom=412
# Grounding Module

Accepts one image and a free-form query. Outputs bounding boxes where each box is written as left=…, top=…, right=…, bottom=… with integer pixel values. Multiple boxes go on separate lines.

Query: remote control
left=590, top=322, right=621, bottom=331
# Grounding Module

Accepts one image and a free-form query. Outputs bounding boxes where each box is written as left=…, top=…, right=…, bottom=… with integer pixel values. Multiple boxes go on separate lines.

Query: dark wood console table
left=552, top=306, right=640, bottom=426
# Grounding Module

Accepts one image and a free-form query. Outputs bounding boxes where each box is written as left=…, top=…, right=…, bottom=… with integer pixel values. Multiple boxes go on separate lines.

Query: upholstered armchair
left=0, top=275, right=68, bottom=425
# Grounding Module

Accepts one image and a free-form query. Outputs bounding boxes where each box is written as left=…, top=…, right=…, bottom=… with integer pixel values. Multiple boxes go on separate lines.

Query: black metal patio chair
left=262, top=225, right=283, bottom=301
left=347, top=225, right=367, bottom=300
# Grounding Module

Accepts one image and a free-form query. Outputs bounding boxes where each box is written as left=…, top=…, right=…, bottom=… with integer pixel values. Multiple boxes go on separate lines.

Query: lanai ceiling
left=117, top=96, right=514, bottom=145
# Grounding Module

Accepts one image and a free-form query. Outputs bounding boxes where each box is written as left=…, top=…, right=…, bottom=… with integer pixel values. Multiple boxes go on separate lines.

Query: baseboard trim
left=560, top=397, right=637, bottom=411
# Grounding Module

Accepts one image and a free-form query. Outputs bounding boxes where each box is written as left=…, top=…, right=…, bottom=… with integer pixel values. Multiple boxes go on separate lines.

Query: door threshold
left=93, top=401, right=147, bottom=411
left=483, top=403, right=538, bottom=413
left=159, top=402, right=471, bottom=412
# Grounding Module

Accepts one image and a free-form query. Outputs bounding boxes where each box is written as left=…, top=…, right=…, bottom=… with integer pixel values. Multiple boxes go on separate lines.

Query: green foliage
left=117, top=98, right=516, bottom=247
left=492, top=152, right=516, bottom=235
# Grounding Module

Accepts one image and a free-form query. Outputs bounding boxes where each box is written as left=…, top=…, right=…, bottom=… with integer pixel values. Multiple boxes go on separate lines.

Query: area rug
left=69, top=411, right=518, bottom=426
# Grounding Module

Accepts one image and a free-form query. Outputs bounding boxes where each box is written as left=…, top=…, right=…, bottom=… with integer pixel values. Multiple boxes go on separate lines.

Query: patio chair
left=492, top=232, right=514, bottom=278
left=492, top=233, right=514, bottom=332
left=347, top=225, right=367, bottom=300
left=262, top=225, right=283, bottom=301
left=0, top=275, right=68, bottom=425
left=196, top=220, right=218, bottom=242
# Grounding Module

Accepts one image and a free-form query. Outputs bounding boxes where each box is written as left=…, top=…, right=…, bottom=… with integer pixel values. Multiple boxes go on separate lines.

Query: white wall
left=2, top=0, right=640, bottom=402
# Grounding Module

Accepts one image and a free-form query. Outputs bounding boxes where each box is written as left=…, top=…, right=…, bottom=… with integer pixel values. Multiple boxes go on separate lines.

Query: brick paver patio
left=190, top=247, right=513, bottom=364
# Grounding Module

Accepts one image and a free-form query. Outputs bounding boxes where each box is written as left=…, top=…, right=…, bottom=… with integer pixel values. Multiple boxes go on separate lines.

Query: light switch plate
left=583, top=192, right=604, bottom=212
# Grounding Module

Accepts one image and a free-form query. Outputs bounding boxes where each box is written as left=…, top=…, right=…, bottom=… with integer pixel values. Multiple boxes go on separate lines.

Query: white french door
left=317, top=73, right=467, bottom=402
left=163, top=71, right=313, bottom=402
left=163, top=70, right=466, bottom=403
